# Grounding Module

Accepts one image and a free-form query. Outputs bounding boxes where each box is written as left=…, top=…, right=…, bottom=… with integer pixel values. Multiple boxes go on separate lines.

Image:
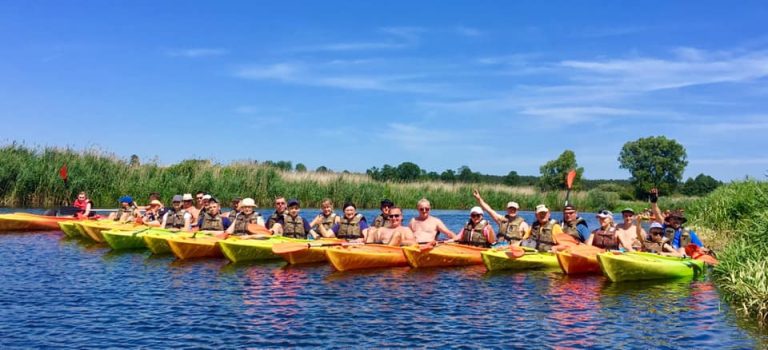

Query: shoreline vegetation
left=0, top=144, right=692, bottom=213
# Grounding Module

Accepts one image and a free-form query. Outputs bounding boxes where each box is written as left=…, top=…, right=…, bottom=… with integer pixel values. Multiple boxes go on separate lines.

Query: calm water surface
left=0, top=208, right=765, bottom=349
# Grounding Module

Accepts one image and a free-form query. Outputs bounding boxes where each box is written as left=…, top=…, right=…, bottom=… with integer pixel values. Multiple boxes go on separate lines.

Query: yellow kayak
left=481, top=249, right=559, bottom=272
left=325, top=244, right=407, bottom=271
left=167, top=232, right=224, bottom=259
left=402, top=243, right=486, bottom=268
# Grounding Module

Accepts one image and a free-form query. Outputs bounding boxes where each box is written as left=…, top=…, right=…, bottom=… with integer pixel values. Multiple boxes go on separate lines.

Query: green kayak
left=218, top=236, right=298, bottom=263
left=597, top=251, right=705, bottom=282
left=142, top=229, right=180, bottom=255
left=102, top=227, right=154, bottom=250
left=481, top=249, right=559, bottom=272
left=58, top=221, right=82, bottom=238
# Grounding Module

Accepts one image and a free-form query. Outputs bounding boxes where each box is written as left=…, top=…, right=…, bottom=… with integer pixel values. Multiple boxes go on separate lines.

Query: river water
left=0, top=208, right=765, bottom=349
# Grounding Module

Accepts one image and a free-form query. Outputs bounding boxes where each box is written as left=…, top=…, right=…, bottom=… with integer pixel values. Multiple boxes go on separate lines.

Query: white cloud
left=289, top=26, right=423, bottom=53
left=520, top=106, right=643, bottom=123
left=165, top=48, right=229, bottom=58
left=455, top=26, right=483, bottom=37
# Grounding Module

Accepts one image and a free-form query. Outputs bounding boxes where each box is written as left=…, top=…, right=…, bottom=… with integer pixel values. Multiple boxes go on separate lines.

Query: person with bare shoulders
left=405, top=198, right=457, bottom=245
left=181, top=193, right=200, bottom=226
left=472, top=189, right=529, bottom=246
left=367, top=207, right=413, bottom=246
left=615, top=208, right=644, bottom=250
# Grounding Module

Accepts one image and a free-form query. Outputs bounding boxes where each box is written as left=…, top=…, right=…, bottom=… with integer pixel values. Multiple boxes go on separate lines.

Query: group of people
left=71, top=187, right=709, bottom=257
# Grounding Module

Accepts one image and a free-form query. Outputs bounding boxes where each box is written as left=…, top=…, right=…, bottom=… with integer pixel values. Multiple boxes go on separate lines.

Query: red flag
left=59, top=164, right=68, bottom=185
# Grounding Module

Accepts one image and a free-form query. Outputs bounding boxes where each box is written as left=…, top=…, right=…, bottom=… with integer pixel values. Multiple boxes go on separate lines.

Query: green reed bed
left=687, top=180, right=768, bottom=324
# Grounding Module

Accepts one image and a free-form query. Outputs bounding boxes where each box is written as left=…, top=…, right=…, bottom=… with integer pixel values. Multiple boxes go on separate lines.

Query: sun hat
left=202, top=194, right=212, bottom=200
left=182, top=193, right=194, bottom=201
left=119, top=195, right=133, bottom=204
left=535, top=204, right=549, bottom=213
left=172, top=195, right=183, bottom=202
left=667, top=211, right=688, bottom=224
left=596, top=210, right=613, bottom=219
left=149, top=199, right=162, bottom=206
left=470, top=206, right=483, bottom=215
left=506, top=201, right=520, bottom=209
left=240, top=198, right=256, bottom=207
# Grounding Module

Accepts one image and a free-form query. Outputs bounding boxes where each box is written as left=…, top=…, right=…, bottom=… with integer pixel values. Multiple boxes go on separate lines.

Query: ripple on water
left=0, top=229, right=764, bottom=349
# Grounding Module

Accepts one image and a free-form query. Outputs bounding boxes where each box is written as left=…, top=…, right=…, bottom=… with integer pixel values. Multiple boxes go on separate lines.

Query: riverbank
left=0, top=144, right=693, bottom=212
left=687, top=180, right=768, bottom=325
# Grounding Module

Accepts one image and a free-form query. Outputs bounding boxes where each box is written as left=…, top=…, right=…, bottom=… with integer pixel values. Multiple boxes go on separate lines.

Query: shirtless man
left=406, top=198, right=457, bottom=244
left=367, top=207, right=413, bottom=246
left=615, top=208, right=644, bottom=250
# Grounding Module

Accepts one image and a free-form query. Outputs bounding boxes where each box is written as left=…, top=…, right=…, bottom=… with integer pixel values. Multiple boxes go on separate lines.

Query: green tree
left=316, top=165, right=330, bottom=173
left=618, top=136, right=687, bottom=197
left=129, top=154, right=140, bottom=167
left=396, top=162, right=422, bottom=181
left=440, top=169, right=456, bottom=182
left=295, top=163, right=307, bottom=172
left=504, top=170, right=520, bottom=186
left=538, top=150, right=584, bottom=191
left=680, top=173, right=722, bottom=196
left=457, top=165, right=480, bottom=183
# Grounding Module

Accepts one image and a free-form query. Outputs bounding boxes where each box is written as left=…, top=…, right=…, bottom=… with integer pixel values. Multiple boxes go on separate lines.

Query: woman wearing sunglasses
left=455, top=206, right=496, bottom=247
left=635, top=216, right=681, bottom=256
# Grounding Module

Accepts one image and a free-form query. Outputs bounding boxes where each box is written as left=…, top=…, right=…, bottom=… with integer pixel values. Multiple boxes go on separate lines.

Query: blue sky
left=1, top=1, right=767, bottom=181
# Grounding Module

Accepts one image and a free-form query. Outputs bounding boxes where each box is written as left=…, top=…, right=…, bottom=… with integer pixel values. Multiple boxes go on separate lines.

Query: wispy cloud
left=520, top=106, right=643, bottom=123
left=455, top=26, right=483, bottom=37
left=289, top=26, right=423, bottom=52
left=165, top=48, right=229, bottom=58
left=573, top=26, right=647, bottom=38
left=379, top=123, right=489, bottom=152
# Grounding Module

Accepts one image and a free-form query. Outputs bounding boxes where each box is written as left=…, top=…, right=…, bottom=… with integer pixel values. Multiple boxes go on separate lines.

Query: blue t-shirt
left=663, top=224, right=703, bottom=249
left=576, top=221, right=590, bottom=242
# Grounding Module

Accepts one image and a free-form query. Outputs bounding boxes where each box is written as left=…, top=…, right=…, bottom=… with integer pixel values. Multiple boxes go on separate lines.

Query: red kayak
left=0, top=213, right=77, bottom=232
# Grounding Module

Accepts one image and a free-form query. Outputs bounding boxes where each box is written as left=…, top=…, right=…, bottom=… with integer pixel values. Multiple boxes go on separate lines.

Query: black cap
left=287, top=199, right=300, bottom=207
left=343, top=201, right=356, bottom=210
left=208, top=197, right=219, bottom=204
left=381, top=199, right=394, bottom=208
left=563, top=204, right=576, bottom=211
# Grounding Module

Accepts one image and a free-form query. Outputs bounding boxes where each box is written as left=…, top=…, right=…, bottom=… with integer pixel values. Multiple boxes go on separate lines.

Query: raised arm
left=472, top=189, right=504, bottom=224
left=649, top=188, right=664, bottom=223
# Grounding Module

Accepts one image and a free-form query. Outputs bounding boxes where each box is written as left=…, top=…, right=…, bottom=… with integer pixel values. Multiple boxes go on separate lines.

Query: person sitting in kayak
left=455, top=206, right=496, bottom=248
left=161, top=195, right=192, bottom=231
left=108, top=196, right=140, bottom=223
left=372, top=199, right=394, bottom=228
left=561, top=204, right=589, bottom=244
left=225, top=197, right=241, bottom=219
left=635, top=218, right=680, bottom=256
left=521, top=204, right=563, bottom=252
left=181, top=193, right=200, bottom=227
left=141, top=200, right=164, bottom=227
left=649, top=188, right=707, bottom=256
left=197, top=198, right=231, bottom=232
left=405, top=198, right=457, bottom=244
left=309, top=198, right=340, bottom=238
left=225, top=197, right=265, bottom=237
left=72, top=191, right=94, bottom=218
left=615, top=208, right=643, bottom=250
left=266, top=196, right=287, bottom=235
left=587, top=210, right=634, bottom=251
left=332, top=202, right=369, bottom=242
left=471, top=189, right=527, bottom=246
left=368, top=207, right=413, bottom=246
left=279, top=199, right=316, bottom=239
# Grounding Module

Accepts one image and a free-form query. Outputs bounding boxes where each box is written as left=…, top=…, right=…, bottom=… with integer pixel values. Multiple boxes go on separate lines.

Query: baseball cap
left=470, top=206, right=483, bottom=215
left=172, top=195, right=183, bottom=202
left=596, top=210, right=613, bottom=219
left=535, top=204, right=549, bottom=213
left=506, top=201, right=520, bottom=209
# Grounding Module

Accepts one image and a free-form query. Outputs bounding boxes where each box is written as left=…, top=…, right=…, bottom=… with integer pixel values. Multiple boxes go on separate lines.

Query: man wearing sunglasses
left=266, top=196, right=287, bottom=235
left=649, top=188, right=706, bottom=256
left=367, top=207, right=413, bottom=246
left=521, top=204, right=564, bottom=252
left=406, top=198, right=457, bottom=244
left=472, top=189, right=529, bottom=246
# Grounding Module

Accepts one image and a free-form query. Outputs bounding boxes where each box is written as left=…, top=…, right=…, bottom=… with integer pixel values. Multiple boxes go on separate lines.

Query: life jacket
left=561, top=217, right=588, bottom=243
left=527, top=219, right=558, bottom=252
left=164, top=208, right=187, bottom=229
left=266, top=211, right=284, bottom=229
left=282, top=214, right=307, bottom=239
left=591, top=226, right=619, bottom=250
left=664, top=225, right=693, bottom=248
left=641, top=239, right=669, bottom=254
left=114, top=206, right=136, bottom=222
left=337, top=214, right=364, bottom=239
left=144, top=210, right=160, bottom=223
left=679, top=228, right=693, bottom=248
left=373, top=213, right=390, bottom=228
left=200, top=211, right=225, bottom=231
left=460, top=219, right=491, bottom=248
left=73, top=198, right=95, bottom=217
left=318, top=213, right=338, bottom=232
left=231, top=211, right=262, bottom=235
left=498, top=215, right=525, bottom=243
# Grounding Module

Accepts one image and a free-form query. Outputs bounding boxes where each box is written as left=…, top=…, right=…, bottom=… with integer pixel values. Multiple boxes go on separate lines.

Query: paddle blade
left=566, top=169, right=576, bottom=190
left=272, top=242, right=310, bottom=254
left=505, top=247, right=525, bottom=259
left=247, top=223, right=271, bottom=235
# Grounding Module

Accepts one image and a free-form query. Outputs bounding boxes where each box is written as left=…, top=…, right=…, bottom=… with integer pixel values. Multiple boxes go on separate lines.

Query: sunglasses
left=470, top=213, right=482, bottom=217
left=196, top=197, right=203, bottom=200
left=418, top=207, right=430, bottom=212
left=388, top=214, right=401, bottom=218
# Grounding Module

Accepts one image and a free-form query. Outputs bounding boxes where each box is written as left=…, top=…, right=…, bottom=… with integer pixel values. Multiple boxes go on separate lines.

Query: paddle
left=130, top=227, right=152, bottom=237
left=247, top=223, right=272, bottom=235
left=272, top=240, right=359, bottom=255
left=505, top=246, right=526, bottom=259
left=564, top=169, right=577, bottom=206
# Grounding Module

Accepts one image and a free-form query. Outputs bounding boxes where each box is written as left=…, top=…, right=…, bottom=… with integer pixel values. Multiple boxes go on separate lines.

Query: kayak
left=325, top=244, right=407, bottom=271
left=167, top=233, right=224, bottom=259
left=0, top=213, right=75, bottom=232
left=481, top=249, right=559, bottom=272
left=273, top=239, right=346, bottom=265
left=218, top=236, right=299, bottom=263
left=143, top=229, right=180, bottom=254
left=58, top=221, right=83, bottom=238
left=77, top=220, right=138, bottom=243
left=597, top=251, right=705, bottom=282
left=556, top=245, right=604, bottom=275
left=402, top=243, right=485, bottom=268
left=102, top=227, right=154, bottom=250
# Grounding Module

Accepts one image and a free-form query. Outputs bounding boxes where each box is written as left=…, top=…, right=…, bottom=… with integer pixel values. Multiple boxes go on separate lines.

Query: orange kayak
left=272, top=239, right=344, bottom=265
left=167, top=233, right=224, bottom=259
left=556, top=245, right=603, bottom=275
left=0, top=213, right=75, bottom=232
left=402, top=243, right=485, bottom=268
left=325, top=244, right=407, bottom=271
